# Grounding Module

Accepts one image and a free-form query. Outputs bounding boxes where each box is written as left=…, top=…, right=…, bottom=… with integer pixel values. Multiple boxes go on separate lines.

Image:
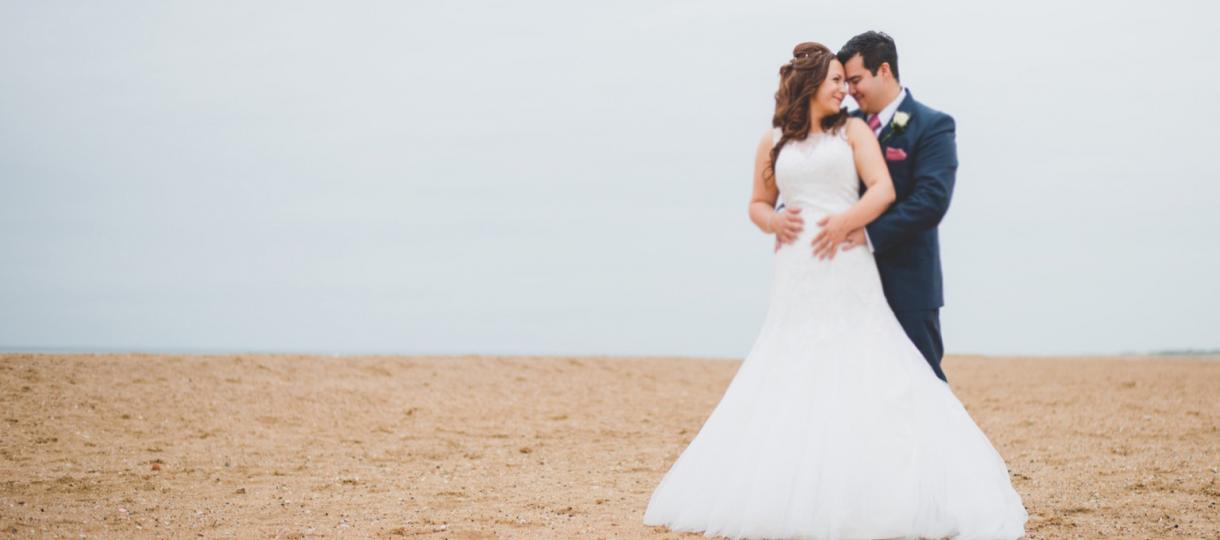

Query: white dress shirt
left=870, top=86, right=907, bottom=136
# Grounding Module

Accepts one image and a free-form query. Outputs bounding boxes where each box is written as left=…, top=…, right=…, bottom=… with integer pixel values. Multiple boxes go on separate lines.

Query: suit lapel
left=877, top=90, right=916, bottom=144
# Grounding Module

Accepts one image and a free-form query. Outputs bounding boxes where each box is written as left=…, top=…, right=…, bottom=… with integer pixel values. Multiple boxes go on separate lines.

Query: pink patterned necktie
left=867, top=114, right=881, bottom=133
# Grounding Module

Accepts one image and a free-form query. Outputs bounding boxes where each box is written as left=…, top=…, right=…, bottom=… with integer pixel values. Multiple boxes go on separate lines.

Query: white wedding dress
left=642, top=127, right=1028, bottom=540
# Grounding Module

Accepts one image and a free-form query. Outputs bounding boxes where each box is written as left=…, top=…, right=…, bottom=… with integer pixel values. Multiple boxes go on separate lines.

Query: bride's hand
left=770, top=207, right=804, bottom=247
left=812, top=214, right=850, bottom=260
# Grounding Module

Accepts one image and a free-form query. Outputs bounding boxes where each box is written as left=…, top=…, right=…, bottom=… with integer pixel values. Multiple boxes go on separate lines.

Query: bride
left=641, top=42, right=1028, bottom=540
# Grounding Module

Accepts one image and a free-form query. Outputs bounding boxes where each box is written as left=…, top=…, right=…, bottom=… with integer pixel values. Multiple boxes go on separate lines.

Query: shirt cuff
left=864, top=229, right=875, bottom=253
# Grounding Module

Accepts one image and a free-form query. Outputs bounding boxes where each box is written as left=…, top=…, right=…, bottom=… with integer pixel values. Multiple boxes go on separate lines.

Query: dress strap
left=771, top=127, right=783, bottom=147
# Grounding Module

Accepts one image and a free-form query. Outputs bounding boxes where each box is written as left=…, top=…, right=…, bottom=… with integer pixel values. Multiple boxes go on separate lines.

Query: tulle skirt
left=642, top=227, right=1028, bottom=540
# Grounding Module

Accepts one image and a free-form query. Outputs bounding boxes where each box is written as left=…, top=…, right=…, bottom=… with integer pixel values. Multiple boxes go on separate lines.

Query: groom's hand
left=812, top=214, right=851, bottom=260
left=841, top=228, right=867, bottom=251
left=771, top=207, right=804, bottom=252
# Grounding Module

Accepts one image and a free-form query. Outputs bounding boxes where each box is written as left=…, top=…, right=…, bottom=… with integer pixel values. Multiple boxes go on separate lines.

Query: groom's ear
left=877, top=62, right=895, bottom=81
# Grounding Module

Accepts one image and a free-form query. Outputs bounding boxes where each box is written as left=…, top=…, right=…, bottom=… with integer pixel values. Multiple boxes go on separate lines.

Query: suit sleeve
left=864, top=113, right=958, bottom=254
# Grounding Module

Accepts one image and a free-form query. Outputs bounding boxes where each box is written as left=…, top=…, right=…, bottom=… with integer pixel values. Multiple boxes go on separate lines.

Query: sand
left=1, top=353, right=1217, bottom=539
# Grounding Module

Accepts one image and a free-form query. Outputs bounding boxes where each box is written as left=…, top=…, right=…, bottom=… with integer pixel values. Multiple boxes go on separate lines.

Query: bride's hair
left=766, top=42, right=848, bottom=188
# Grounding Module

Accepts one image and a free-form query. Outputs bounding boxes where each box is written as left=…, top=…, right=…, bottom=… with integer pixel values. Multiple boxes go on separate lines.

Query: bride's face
left=812, top=59, right=847, bottom=116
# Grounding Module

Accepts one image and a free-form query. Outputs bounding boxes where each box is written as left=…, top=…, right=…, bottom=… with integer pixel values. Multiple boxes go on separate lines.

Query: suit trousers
left=894, top=308, right=946, bottom=383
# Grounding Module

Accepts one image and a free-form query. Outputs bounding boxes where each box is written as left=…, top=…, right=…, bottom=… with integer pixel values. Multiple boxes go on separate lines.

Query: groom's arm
left=864, top=113, right=958, bottom=254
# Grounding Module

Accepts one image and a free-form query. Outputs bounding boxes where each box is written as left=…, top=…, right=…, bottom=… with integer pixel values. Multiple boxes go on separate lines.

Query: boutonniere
left=880, top=111, right=910, bottom=143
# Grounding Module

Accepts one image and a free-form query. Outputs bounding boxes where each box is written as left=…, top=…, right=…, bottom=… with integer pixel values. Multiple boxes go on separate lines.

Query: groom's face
left=843, top=54, right=884, bottom=114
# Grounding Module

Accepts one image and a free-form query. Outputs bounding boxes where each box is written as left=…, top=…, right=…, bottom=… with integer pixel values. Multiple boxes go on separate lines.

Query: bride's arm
left=748, top=129, right=803, bottom=241
left=811, top=118, right=896, bottom=258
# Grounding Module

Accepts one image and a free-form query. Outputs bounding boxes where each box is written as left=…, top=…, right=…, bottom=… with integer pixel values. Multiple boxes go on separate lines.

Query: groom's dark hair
left=837, top=31, right=899, bottom=82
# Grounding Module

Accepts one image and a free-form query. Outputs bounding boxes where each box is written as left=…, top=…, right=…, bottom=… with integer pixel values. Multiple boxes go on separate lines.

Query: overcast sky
left=1, top=1, right=1217, bottom=357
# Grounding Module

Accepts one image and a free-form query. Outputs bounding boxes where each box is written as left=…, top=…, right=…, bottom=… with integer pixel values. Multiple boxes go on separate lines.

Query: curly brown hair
left=765, top=42, right=849, bottom=188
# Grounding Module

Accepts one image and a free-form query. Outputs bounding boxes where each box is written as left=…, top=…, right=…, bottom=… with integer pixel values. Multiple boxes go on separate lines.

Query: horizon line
left=1, top=345, right=1217, bottom=360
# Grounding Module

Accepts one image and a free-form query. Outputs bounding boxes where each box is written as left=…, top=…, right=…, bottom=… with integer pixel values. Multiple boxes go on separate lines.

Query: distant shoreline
left=1, top=347, right=1218, bottom=362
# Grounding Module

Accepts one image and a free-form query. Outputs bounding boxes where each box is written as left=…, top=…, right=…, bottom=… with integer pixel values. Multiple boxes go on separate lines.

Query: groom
left=820, top=31, right=958, bottom=383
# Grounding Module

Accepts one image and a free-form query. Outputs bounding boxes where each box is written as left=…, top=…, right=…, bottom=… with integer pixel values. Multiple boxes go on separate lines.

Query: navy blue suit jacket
left=855, top=90, right=958, bottom=311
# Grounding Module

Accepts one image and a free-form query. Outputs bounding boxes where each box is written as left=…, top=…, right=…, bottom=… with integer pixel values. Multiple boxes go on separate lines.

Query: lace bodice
left=771, top=126, right=858, bottom=216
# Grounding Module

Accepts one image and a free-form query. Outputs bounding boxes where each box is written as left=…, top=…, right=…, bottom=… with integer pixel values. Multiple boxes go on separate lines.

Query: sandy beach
left=1, top=353, right=1217, bottom=539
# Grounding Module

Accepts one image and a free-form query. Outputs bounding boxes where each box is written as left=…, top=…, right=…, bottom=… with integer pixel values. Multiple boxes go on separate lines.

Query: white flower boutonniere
left=893, top=111, right=910, bottom=129
left=880, top=111, right=910, bottom=143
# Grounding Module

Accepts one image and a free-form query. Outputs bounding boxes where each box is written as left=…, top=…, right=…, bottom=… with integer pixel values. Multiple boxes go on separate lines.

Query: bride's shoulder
left=844, top=116, right=869, bottom=132
left=841, top=117, right=872, bottom=144
left=759, top=126, right=782, bottom=148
